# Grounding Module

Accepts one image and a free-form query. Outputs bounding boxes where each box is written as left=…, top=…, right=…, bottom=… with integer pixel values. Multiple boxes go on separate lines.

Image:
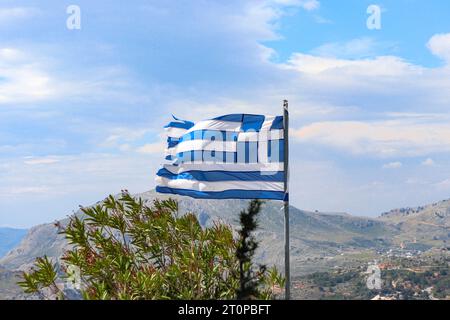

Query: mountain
left=0, top=190, right=397, bottom=274
left=380, top=199, right=450, bottom=249
left=0, top=228, right=28, bottom=258
left=1, top=190, right=449, bottom=299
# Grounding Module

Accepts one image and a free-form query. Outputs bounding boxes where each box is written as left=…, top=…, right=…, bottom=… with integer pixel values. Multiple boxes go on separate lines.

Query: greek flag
left=155, top=114, right=286, bottom=200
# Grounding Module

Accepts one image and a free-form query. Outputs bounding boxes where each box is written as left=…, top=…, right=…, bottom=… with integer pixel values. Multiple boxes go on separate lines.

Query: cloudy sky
left=1, top=0, right=450, bottom=227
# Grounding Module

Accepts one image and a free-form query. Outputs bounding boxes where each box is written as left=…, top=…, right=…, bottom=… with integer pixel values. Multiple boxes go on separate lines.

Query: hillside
left=380, top=199, right=450, bottom=249
left=0, top=228, right=28, bottom=258
left=1, top=190, right=449, bottom=299
left=0, top=222, right=70, bottom=271
left=292, top=248, right=450, bottom=300
left=0, top=190, right=396, bottom=274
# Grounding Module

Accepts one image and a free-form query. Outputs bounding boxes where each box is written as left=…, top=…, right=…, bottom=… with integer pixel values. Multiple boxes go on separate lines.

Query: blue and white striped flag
left=156, top=114, right=287, bottom=200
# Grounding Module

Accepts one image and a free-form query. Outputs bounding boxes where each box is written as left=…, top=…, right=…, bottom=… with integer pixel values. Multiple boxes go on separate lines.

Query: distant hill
left=1, top=190, right=449, bottom=299
left=380, top=199, right=450, bottom=249
left=0, top=190, right=397, bottom=274
left=0, top=228, right=28, bottom=258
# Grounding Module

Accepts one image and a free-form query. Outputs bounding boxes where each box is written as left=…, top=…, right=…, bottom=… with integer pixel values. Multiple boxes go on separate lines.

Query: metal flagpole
left=283, top=100, right=290, bottom=300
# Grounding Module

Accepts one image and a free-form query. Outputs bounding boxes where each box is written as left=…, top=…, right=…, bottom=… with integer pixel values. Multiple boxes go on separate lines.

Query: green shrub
left=18, top=193, right=283, bottom=300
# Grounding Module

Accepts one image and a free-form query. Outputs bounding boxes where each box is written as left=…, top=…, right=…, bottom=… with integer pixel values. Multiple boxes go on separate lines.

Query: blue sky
left=1, top=0, right=450, bottom=227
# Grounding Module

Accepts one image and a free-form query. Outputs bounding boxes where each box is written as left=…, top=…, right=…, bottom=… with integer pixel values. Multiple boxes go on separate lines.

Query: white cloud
left=278, top=33, right=450, bottom=163
left=3, top=186, right=50, bottom=195
left=0, top=152, right=165, bottom=226
left=102, top=128, right=151, bottom=148
left=0, top=48, right=56, bottom=104
left=311, top=37, right=381, bottom=59
left=221, top=0, right=320, bottom=50
left=118, top=144, right=132, bottom=152
left=136, top=142, right=165, bottom=154
left=421, top=158, right=435, bottom=166
left=382, top=162, right=402, bottom=169
left=427, top=33, right=450, bottom=62
left=301, top=0, right=320, bottom=11
left=0, top=47, right=155, bottom=106
left=434, top=178, right=450, bottom=190
left=279, top=35, right=450, bottom=117
left=0, top=48, right=24, bottom=60
left=276, top=60, right=450, bottom=130
left=0, top=7, right=39, bottom=24
left=24, top=157, right=60, bottom=165
left=0, top=153, right=161, bottom=199
left=293, top=119, right=450, bottom=157
left=282, top=53, right=420, bottom=76
left=3, top=4, right=450, bottom=225
left=313, top=15, right=332, bottom=24
left=273, top=0, right=319, bottom=10
left=100, top=128, right=166, bottom=154
left=221, top=2, right=280, bottom=44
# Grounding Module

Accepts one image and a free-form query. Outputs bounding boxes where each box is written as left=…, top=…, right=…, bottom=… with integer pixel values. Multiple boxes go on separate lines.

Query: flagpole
left=283, top=99, right=290, bottom=300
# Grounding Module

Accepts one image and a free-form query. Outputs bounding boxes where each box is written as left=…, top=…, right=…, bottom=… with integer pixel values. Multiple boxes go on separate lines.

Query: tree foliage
left=19, top=192, right=283, bottom=300
left=236, top=200, right=276, bottom=299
